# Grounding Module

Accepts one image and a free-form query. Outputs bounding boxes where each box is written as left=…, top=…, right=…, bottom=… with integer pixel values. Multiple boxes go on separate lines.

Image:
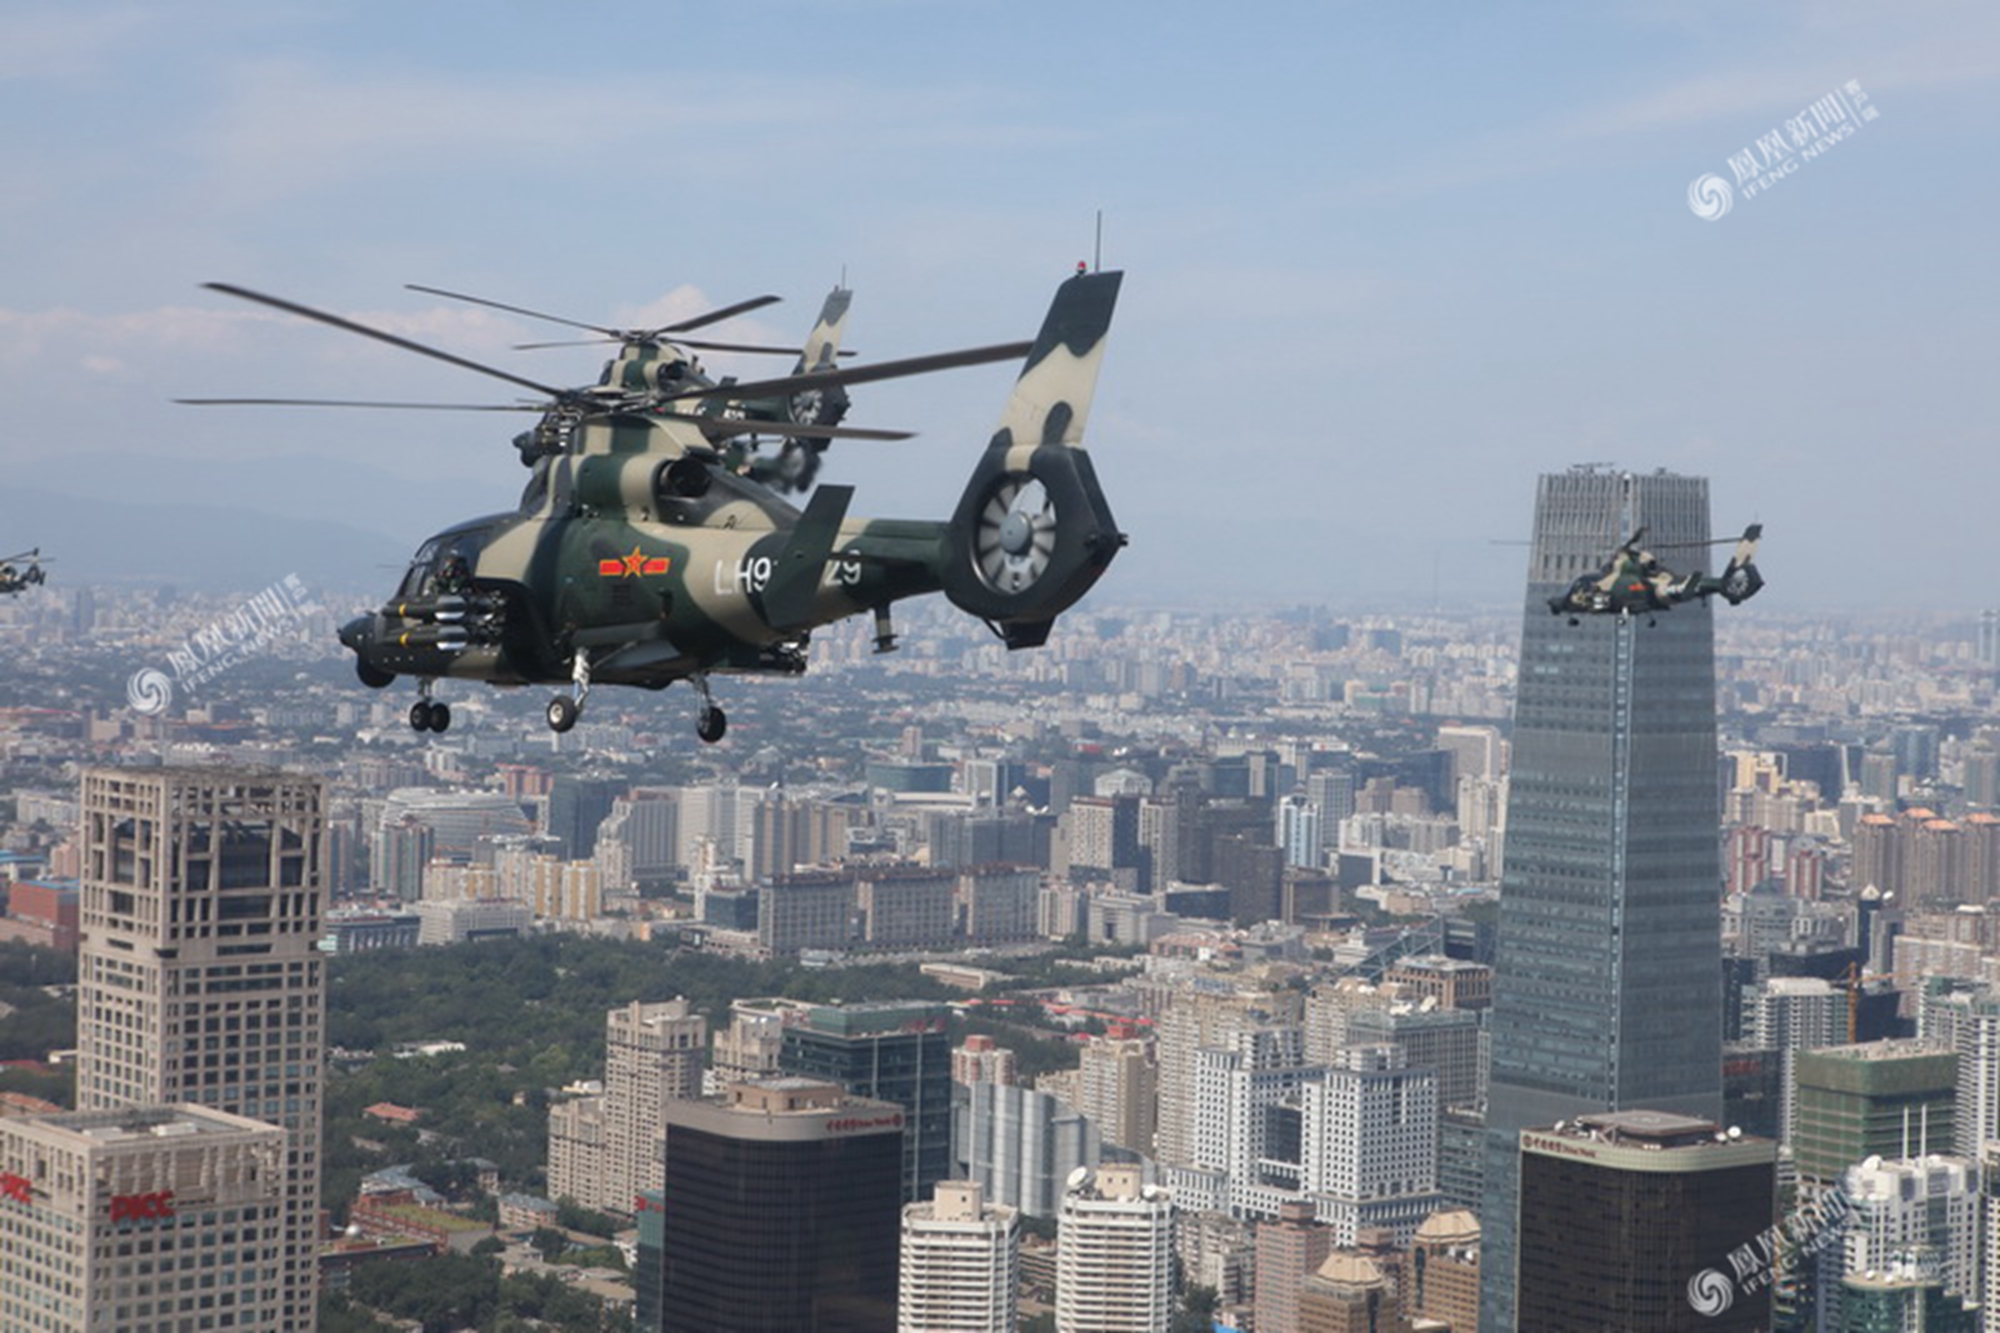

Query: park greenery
left=320, top=933, right=1087, bottom=1213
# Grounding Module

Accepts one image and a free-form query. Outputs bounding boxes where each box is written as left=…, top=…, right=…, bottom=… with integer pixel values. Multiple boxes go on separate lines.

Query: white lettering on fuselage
left=713, top=553, right=863, bottom=597
left=713, top=555, right=774, bottom=596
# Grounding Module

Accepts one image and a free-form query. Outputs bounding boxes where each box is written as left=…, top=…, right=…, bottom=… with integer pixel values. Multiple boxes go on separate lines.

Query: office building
left=954, top=1080, right=1099, bottom=1218
left=1151, top=980, right=1304, bottom=1169
left=1515, top=1112, right=1775, bottom=1333
left=1747, top=976, right=1845, bottom=1141
left=77, top=766, right=327, bottom=1331
left=1255, top=1199, right=1336, bottom=1333
left=957, top=866, right=1041, bottom=943
left=1820, top=1154, right=1980, bottom=1326
left=898, top=1180, right=1018, bottom=1333
left=1295, top=1252, right=1413, bottom=1333
left=651, top=1079, right=903, bottom=1332
left=1922, top=985, right=2000, bottom=1159
left=0, top=1104, right=287, bottom=1333
left=1407, top=1208, right=1481, bottom=1331
left=1482, top=468, right=1728, bottom=1331
left=780, top=1000, right=953, bottom=1202
left=1791, top=1040, right=1957, bottom=1189
left=1299, top=1044, right=1441, bottom=1244
left=1055, top=1164, right=1174, bottom=1333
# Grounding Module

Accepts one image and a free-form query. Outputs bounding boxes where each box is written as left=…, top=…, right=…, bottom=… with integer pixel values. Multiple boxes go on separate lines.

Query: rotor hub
left=999, top=510, right=1035, bottom=556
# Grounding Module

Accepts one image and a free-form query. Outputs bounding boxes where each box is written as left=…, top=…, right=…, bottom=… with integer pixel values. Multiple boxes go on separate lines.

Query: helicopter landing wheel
left=409, top=700, right=451, bottom=732
left=546, top=696, right=580, bottom=734
left=696, top=706, right=727, bottom=744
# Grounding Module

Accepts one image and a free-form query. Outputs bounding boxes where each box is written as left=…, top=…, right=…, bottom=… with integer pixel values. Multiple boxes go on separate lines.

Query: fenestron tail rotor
left=975, top=475, right=1058, bottom=594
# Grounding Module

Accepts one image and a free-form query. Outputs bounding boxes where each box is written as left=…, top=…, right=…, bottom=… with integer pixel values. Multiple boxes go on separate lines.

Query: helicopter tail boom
left=938, top=269, right=1126, bottom=641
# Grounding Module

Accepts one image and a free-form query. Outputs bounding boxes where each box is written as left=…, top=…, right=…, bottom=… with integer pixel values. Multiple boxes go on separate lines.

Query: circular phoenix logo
left=1688, top=174, right=1734, bottom=221
left=126, top=668, right=174, bottom=716
left=1688, top=1268, right=1735, bottom=1317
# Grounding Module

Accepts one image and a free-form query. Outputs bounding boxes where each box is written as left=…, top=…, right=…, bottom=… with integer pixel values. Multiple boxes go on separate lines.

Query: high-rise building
left=1482, top=468, right=1728, bottom=1331
left=1276, top=793, right=1323, bottom=870
left=1407, top=1208, right=1481, bottom=1332
left=1924, top=985, right=2000, bottom=1159
left=1515, top=1112, right=1775, bottom=1333
left=1254, top=1199, right=1336, bottom=1333
left=1055, top=1164, right=1174, bottom=1333
left=1747, top=976, right=1845, bottom=1141
left=556, top=992, right=712, bottom=1208
left=601, top=1000, right=706, bottom=1209
left=1295, top=1252, right=1413, bottom=1333
left=1299, top=1044, right=1441, bottom=1244
left=953, top=1080, right=1099, bottom=1218
left=898, top=1179, right=1019, bottom=1333
left=780, top=1001, right=952, bottom=1203
left=1820, top=1154, right=1980, bottom=1327
left=1792, top=1039, right=1957, bottom=1189
left=77, top=766, right=327, bottom=1331
left=952, top=1034, right=1018, bottom=1087
left=0, top=1105, right=288, bottom=1333
left=1151, top=980, right=1304, bottom=1169
left=1075, top=1034, right=1158, bottom=1156
left=649, top=1079, right=903, bottom=1333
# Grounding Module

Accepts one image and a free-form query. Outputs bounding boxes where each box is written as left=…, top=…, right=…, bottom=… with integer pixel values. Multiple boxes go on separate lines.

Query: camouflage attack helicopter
left=189, top=269, right=1125, bottom=741
left=407, top=280, right=867, bottom=494
left=1548, top=523, right=1764, bottom=622
left=0, top=549, right=48, bottom=595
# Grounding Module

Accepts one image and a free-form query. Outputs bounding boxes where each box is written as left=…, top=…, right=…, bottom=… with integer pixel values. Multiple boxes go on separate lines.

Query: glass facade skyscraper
left=1480, top=468, right=1726, bottom=1331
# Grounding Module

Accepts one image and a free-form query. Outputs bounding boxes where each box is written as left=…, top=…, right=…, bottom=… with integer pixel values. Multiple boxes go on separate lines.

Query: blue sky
left=3, top=1, right=1994, bottom=611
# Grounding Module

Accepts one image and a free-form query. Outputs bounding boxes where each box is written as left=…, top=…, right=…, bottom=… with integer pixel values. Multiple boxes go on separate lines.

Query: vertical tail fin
left=940, top=270, right=1125, bottom=644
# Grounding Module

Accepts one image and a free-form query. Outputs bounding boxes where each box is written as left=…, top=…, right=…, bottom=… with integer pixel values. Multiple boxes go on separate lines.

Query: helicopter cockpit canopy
left=394, top=530, right=490, bottom=600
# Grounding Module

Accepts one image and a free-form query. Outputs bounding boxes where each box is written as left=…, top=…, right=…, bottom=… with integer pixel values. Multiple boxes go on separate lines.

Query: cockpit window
left=395, top=540, right=442, bottom=599
left=519, top=458, right=551, bottom=515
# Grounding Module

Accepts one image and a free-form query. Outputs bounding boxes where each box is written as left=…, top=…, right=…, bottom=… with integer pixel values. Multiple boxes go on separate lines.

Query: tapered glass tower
left=1480, top=468, right=1726, bottom=1331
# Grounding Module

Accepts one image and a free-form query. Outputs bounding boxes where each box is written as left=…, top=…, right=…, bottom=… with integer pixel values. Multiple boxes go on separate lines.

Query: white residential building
left=899, top=1179, right=1019, bottom=1333
left=1056, top=1164, right=1174, bottom=1333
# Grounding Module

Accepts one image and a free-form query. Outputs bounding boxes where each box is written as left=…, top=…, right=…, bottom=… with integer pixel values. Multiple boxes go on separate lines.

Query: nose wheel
left=546, top=696, right=580, bottom=733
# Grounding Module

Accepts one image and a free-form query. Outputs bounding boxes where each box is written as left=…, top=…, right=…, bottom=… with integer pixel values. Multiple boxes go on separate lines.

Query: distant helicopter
left=407, top=280, right=865, bottom=494
left=187, top=269, right=1126, bottom=742
left=1549, top=524, right=1764, bottom=622
left=0, top=549, right=47, bottom=595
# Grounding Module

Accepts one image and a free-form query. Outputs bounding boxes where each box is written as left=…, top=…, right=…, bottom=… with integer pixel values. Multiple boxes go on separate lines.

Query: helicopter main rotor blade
left=667, top=414, right=914, bottom=442
left=511, top=336, right=854, bottom=357
left=406, top=283, right=615, bottom=336
left=657, top=294, right=780, bottom=335
left=1, top=550, right=41, bottom=564
left=410, top=283, right=781, bottom=342
left=658, top=340, right=1034, bottom=404
left=177, top=397, right=547, bottom=411
left=204, top=283, right=569, bottom=400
